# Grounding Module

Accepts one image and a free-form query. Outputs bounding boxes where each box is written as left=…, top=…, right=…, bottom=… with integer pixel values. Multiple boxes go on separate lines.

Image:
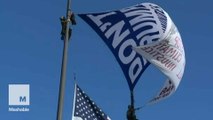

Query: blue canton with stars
left=73, top=85, right=111, bottom=120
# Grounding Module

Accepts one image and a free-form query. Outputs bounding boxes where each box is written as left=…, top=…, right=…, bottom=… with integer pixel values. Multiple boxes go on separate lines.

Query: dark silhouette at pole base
left=127, top=105, right=138, bottom=120
left=126, top=90, right=139, bottom=120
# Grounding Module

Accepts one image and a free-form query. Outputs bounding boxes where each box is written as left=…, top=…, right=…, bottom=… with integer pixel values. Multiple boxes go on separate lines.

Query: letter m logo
left=19, top=96, right=27, bottom=102
left=9, top=84, right=30, bottom=105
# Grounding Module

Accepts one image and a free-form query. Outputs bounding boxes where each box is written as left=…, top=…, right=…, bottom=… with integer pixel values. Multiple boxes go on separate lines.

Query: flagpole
left=56, top=0, right=72, bottom=120
left=130, top=90, right=134, bottom=108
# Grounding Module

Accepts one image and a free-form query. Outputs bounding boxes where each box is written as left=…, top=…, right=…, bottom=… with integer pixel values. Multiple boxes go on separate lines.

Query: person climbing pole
left=60, top=12, right=76, bottom=40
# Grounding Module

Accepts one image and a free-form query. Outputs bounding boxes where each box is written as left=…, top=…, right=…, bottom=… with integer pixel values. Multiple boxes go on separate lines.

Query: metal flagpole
left=130, top=90, right=134, bottom=108
left=56, top=0, right=73, bottom=120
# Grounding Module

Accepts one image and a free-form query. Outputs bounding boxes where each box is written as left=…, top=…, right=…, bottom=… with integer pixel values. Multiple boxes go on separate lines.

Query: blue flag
left=72, top=84, right=111, bottom=120
left=78, top=3, right=170, bottom=90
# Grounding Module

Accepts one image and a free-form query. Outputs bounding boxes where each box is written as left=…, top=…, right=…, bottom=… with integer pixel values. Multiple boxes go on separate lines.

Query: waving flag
left=132, top=4, right=186, bottom=104
left=72, top=84, right=111, bottom=120
left=134, top=23, right=185, bottom=104
left=78, top=2, right=174, bottom=90
left=78, top=2, right=185, bottom=104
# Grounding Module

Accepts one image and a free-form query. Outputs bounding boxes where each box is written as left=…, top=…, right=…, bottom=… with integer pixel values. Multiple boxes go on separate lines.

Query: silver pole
left=57, top=0, right=71, bottom=120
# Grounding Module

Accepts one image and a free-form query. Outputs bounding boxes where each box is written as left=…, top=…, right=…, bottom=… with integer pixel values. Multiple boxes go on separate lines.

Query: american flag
left=72, top=84, right=111, bottom=120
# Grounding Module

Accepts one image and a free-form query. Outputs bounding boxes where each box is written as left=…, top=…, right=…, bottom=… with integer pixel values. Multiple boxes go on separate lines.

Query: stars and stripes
left=72, top=84, right=111, bottom=120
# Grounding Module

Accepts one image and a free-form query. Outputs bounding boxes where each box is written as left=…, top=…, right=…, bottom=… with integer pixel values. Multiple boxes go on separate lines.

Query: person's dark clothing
left=60, top=16, right=71, bottom=40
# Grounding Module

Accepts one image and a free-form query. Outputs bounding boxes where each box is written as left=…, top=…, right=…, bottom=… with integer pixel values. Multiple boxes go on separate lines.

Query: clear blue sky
left=0, top=0, right=213, bottom=120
